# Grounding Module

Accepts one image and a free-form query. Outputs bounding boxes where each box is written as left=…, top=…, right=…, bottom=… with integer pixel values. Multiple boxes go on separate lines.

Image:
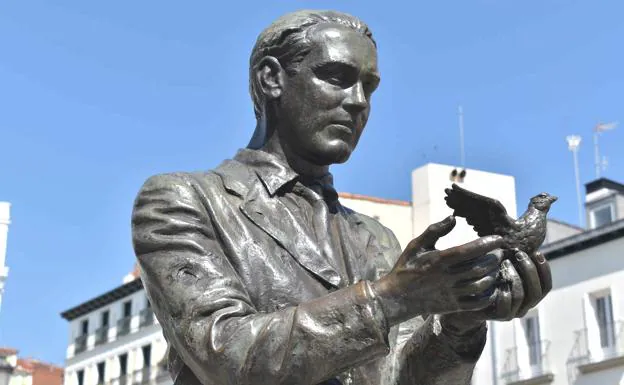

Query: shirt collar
left=235, top=148, right=335, bottom=196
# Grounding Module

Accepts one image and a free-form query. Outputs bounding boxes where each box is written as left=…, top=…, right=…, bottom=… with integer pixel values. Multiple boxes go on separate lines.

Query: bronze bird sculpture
left=444, top=183, right=557, bottom=256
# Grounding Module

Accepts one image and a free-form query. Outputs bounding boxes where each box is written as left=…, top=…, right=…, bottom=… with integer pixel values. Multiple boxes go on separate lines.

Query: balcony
left=140, top=309, right=154, bottom=328
left=500, top=340, right=553, bottom=385
left=117, top=316, right=132, bottom=337
left=95, top=327, right=109, bottom=345
left=106, top=375, right=130, bottom=385
left=74, top=334, right=88, bottom=354
left=568, top=321, right=624, bottom=376
left=130, top=365, right=169, bottom=385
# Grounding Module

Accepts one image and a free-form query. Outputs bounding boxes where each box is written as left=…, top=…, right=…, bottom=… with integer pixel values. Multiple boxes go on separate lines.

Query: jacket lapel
left=241, top=178, right=343, bottom=289
left=340, top=207, right=393, bottom=281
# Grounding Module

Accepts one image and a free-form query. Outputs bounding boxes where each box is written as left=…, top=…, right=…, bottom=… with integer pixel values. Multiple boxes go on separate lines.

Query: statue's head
left=249, top=10, right=379, bottom=165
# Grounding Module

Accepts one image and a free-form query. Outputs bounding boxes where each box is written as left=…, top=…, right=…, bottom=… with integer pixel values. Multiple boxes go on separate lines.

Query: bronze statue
left=131, top=10, right=552, bottom=385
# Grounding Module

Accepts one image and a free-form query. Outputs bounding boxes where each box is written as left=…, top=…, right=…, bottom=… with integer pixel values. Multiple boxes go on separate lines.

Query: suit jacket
left=131, top=149, right=486, bottom=385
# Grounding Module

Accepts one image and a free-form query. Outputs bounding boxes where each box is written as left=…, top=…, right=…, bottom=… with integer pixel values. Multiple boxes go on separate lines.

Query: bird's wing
left=444, top=183, right=515, bottom=237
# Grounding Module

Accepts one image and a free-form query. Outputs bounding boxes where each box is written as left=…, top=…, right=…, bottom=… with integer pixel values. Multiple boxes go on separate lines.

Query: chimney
left=0, top=202, right=11, bottom=312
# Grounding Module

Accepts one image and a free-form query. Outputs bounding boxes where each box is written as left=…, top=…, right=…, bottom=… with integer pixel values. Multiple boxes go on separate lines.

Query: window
left=97, top=362, right=106, bottom=385
left=590, top=204, right=614, bottom=229
left=77, top=369, right=84, bottom=385
left=123, top=301, right=132, bottom=318
left=523, top=315, right=542, bottom=367
left=594, top=294, right=615, bottom=348
left=81, top=319, right=89, bottom=335
left=142, top=345, right=152, bottom=367
left=119, top=353, right=128, bottom=375
left=119, top=353, right=128, bottom=385
left=101, top=311, right=109, bottom=327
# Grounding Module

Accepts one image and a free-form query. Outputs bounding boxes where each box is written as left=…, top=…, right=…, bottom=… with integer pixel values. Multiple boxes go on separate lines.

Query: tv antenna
left=593, top=121, right=618, bottom=178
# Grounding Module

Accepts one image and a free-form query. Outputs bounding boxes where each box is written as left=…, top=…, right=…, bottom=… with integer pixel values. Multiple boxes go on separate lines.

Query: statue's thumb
left=418, top=215, right=456, bottom=249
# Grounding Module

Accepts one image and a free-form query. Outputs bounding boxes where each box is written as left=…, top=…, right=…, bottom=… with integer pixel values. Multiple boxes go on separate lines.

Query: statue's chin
left=319, top=141, right=355, bottom=165
left=312, top=149, right=352, bottom=166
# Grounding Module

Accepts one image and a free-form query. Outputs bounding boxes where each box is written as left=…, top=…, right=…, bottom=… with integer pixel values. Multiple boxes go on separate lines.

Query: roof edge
left=338, top=192, right=411, bottom=207
left=60, top=278, right=143, bottom=321
left=542, top=218, right=624, bottom=259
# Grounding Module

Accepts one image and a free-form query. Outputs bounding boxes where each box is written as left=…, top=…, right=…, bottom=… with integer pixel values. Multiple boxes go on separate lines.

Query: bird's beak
left=549, top=196, right=558, bottom=203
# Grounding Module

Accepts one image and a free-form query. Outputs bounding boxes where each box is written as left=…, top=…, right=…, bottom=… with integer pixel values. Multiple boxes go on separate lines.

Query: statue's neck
left=248, top=120, right=329, bottom=179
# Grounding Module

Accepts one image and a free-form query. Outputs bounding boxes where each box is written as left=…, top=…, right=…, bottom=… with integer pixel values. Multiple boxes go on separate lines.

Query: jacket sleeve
left=131, top=173, right=392, bottom=385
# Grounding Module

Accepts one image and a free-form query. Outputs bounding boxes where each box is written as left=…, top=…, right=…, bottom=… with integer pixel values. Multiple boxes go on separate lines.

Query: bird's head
left=529, top=192, right=558, bottom=212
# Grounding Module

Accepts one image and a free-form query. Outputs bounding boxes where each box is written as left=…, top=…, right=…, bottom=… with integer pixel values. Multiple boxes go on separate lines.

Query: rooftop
left=60, top=278, right=143, bottom=321
left=0, top=347, right=18, bottom=357
left=585, top=177, right=624, bottom=195
left=542, top=218, right=624, bottom=260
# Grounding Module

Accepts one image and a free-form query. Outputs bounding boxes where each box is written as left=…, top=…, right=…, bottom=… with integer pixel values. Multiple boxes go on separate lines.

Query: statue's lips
left=326, top=122, right=354, bottom=136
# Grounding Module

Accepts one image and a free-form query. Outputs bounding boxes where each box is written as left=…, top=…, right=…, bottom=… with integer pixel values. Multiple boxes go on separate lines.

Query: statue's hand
left=371, top=216, right=504, bottom=327
left=440, top=249, right=552, bottom=334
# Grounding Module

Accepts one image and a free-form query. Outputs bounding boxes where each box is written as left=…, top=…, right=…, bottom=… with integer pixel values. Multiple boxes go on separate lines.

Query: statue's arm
left=391, top=315, right=486, bottom=384
left=378, top=227, right=487, bottom=385
left=131, top=173, right=391, bottom=385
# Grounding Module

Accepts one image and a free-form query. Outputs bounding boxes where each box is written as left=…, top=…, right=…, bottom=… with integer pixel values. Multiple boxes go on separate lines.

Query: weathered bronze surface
left=131, top=10, right=552, bottom=385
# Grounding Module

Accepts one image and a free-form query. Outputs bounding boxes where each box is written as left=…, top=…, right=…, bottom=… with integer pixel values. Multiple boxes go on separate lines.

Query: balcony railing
left=567, top=321, right=624, bottom=382
left=95, top=327, right=109, bottom=345
left=140, top=309, right=154, bottom=328
left=129, top=365, right=169, bottom=385
left=74, top=334, right=88, bottom=354
left=105, top=375, right=130, bottom=385
left=500, top=340, right=552, bottom=384
left=117, top=316, right=132, bottom=337
left=568, top=321, right=624, bottom=366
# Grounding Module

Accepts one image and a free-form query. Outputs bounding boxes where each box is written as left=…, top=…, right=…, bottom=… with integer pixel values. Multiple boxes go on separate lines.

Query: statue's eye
left=314, top=62, right=357, bottom=87
left=326, top=75, right=346, bottom=86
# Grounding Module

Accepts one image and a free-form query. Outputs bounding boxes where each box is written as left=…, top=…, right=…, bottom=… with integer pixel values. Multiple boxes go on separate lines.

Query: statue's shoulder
left=136, top=156, right=256, bottom=204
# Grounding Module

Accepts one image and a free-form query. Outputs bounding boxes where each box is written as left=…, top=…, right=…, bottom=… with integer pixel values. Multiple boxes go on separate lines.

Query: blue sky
left=0, top=0, right=622, bottom=365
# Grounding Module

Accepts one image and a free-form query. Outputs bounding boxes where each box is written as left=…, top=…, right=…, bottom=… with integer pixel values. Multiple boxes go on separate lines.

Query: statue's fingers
left=500, top=259, right=525, bottom=317
left=511, top=250, right=542, bottom=316
left=531, top=251, right=552, bottom=296
left=437, top=235, right=504, bottom=264
left=447, top=252, right=499, bottom=279
left=452, top=274, right=496, bottom=297
left=492, top=285, right=512, bottom=320
left=407, top=216, right=456, bottom=252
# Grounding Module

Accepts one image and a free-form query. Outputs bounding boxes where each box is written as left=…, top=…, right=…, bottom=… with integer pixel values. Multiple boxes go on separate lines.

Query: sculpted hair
left=249, top=10, right=376, bottom=120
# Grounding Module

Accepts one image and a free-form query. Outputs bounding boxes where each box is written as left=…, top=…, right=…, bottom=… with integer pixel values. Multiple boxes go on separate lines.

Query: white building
left=60, top=278, right=170, bottom=385
left=474, top=177, right=624, bottom=385
left=63, top=162, right=568, bottom=385
left=0, top=202, right=11, bottom=314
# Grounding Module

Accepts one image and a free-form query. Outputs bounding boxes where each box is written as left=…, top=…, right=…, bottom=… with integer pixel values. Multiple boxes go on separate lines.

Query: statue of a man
left=131, top=10, right=551, bottom=385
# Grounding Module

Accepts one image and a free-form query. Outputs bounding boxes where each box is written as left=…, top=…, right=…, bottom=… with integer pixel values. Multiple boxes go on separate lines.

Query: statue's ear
left=256, top=56, right=285, bottom=101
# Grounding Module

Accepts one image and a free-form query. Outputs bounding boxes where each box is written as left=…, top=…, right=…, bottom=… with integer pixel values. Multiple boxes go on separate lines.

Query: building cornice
left=60, top=279, right=143, bottom=321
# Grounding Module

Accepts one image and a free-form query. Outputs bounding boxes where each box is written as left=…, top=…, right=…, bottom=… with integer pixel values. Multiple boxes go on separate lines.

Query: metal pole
left=490, top=322, right=498, bottom=385
left=458, top=105, right=465, bottom=168
left=567, top=135, right=583, bottom=228
left=593, top=131, right=600, bottom=179
left=572, top=147, right=583, bottom=227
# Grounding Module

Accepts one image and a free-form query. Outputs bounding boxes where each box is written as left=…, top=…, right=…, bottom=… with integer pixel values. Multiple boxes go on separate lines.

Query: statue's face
left=277, top=24, right=379, bottom=165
